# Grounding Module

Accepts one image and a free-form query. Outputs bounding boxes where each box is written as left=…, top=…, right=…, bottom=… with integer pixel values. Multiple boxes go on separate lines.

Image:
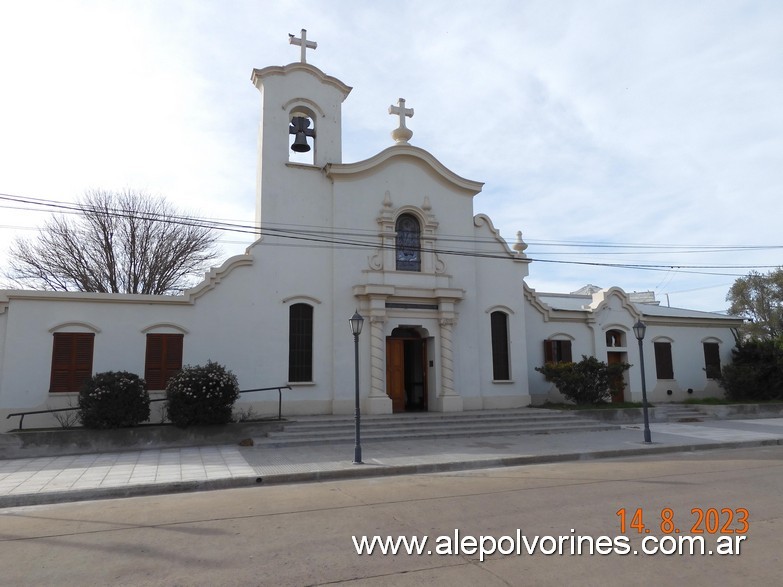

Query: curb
left=3, top=437, right=781, bottom=509
left=254, top=437, right=783, bottom=484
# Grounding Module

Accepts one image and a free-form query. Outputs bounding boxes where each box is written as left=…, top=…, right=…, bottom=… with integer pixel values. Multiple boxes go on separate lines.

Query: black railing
left=237, top=385, right=292, bottom=421
left=5, top=385, right=292, bottom=430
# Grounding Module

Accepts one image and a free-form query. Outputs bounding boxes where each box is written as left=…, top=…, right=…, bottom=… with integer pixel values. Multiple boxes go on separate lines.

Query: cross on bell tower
left=389, top=98, right=414, bottom=144
left=288, top=28, right=317, bottom=63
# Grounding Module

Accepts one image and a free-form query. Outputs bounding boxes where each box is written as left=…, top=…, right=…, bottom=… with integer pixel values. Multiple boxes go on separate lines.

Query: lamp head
left=349, top=310, right=364, bottom=336
left=633, top=320, right=647, bottom=341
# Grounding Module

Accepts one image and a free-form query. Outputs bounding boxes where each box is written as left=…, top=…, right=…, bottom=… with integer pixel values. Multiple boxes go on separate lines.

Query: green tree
left=726, top=268, right=783, bottom=340
left=719, top=339, right=783, bottom=401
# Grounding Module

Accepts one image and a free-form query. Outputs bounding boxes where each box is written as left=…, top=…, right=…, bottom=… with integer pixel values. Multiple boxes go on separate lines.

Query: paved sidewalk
left=2, top=418, right=783, bottom=509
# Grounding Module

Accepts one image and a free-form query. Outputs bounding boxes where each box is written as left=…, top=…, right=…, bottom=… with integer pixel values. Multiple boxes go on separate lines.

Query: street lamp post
left=633, top=320, right=652, bottom=443
left=349, top=310, right=364, bottom=464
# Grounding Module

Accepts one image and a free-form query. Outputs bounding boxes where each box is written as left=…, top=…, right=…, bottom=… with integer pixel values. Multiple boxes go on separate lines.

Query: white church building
left=0, top=32, right=742, bottom=432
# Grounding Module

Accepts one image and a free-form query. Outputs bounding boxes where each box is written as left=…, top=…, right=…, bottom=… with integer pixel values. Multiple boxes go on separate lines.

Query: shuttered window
left=654, top=342, right=674, bottom=379
left=289, top=303, right=313, bottom=382
left=144, top=333, right=184, bottom=390
left=544, top=340, right=573, bottom=364
left=50, top=333, right=94, bottom=392
left=490, top=311, right=510, bottom=380
left=703, top=342, right=721, bottom=379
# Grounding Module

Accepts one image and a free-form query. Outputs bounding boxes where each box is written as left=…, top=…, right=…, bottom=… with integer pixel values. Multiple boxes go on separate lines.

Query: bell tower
left=250, top=29, right=352, bottom=228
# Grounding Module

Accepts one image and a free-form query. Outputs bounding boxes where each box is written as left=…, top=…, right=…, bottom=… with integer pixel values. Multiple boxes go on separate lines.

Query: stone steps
left=253, top=408, right=621, bottom=448
left=655, top=405, right=714, bottom=423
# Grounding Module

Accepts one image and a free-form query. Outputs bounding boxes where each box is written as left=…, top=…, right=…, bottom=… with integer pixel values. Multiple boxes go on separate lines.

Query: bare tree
left=7, top=189, right=219, bottom=295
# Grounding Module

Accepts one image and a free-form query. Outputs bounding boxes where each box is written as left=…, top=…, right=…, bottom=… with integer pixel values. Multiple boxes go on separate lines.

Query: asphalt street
left=1, top=444, right=780, bottom=586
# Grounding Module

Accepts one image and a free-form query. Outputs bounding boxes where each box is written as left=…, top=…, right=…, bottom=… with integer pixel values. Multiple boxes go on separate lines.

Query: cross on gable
left=289, top=28, right=317, bottom=63
left=389, top=98, right=414, bottom=144
left=389, top=98, right=414, bottom=127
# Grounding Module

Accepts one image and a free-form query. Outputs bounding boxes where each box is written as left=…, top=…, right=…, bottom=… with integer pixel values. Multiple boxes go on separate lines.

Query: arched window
left=289, top=303, right=314, bottom=382
left=490, top=311, right=510, bottom=380
left=395, top=214, right=421, bottom=271
left=605, top=329, right=625, bottom=348
left=288, top=111, right=315, bottom=164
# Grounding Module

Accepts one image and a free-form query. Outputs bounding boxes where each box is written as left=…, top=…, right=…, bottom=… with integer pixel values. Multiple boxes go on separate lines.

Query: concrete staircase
left=655, top=404, right=713, bottom=423
left=253, top=408, right=622, bottom=448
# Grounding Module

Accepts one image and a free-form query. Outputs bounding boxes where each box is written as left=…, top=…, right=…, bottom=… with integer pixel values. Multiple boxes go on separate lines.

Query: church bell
left=291, top=131, right=310, bottom=152
left=289, top=116, right=314, bottom=153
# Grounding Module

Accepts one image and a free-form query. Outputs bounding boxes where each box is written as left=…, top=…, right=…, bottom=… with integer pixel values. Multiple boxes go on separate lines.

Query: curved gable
left=325, top=144, right=484, bottom=195
left=588, top=287, right=642, bottom=320
left=251, top=63, right=352, bottom=98
left=474, top=214, right=530, bottom=262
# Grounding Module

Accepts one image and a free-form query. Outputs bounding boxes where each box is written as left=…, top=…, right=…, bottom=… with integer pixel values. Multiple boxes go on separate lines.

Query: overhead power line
left=0, top=192, right=780, bottom=278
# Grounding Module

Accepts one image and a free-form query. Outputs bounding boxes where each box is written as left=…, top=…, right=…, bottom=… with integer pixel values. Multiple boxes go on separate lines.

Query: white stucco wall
left=523, top=286, right=740, bottom=405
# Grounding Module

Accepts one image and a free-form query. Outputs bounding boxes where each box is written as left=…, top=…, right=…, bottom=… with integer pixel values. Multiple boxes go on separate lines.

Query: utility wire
left=0, top=192, right=779, bottom=278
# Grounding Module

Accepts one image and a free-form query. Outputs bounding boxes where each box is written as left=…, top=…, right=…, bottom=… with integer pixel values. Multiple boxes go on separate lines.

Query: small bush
left=166, top=361, right=240, bottom=427
left=79, top=371, right=150, bottom=429
left=536, top=355, right=631, bottom=405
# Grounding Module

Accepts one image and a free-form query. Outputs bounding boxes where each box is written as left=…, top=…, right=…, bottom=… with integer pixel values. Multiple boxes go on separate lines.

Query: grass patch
left=535, top=401, right=651, bottom=410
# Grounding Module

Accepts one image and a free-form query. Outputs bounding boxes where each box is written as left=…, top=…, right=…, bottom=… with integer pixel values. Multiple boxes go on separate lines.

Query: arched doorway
left=386, top=327, right=428, bottom=413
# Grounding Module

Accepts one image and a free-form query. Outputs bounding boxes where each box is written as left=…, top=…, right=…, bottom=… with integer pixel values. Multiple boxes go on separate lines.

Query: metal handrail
left=5, top=384, right=292, bottom=430
left=237, top=385, right=292, bottom=421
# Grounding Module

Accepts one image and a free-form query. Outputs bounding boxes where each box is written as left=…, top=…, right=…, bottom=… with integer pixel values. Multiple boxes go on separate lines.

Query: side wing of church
left=0, top=32, right=742, bottom=431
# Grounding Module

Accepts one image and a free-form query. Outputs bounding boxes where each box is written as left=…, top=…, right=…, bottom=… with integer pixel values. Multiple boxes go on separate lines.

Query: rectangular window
left=654, top=342, right=674, bottom=379
left=145, top=333, right=184, bottom=390
left=289, top=303, right=314, bottom=382
left=490, top=311, right=510, bottom=380
left=50, top=332, right=94, bottom=392
left=544, top=340, right=573, bottom=364
left=703, top=342, right=721, bottom=379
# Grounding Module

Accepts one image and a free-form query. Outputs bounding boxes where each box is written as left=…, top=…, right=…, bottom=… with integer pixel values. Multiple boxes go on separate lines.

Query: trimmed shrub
left=165, top=361, right=240, bottom=427
left=78, top=371, right=150, bottom=429
left=536, top=355, right=631, bottom=405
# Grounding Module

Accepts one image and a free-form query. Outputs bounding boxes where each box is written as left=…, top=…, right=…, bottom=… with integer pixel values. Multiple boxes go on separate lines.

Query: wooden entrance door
left=386, top=334, right=428, bottom=413
left=386, top=339, right=406, bottom=413
left=607, top=352, right=626, bottom=403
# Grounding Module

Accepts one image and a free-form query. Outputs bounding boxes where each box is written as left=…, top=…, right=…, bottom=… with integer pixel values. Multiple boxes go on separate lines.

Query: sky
left=1, top=0, right=781, bottom=312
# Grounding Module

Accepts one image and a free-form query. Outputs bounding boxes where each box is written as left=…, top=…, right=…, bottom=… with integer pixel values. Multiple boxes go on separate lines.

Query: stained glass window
left=395, top=214, right=421, bottom=271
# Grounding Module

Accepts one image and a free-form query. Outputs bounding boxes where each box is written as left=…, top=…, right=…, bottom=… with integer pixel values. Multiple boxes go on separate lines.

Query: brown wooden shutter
left=50, top=333, right=94, bottom=392
left=654, top=342, right=674, bottom=379
left=145, top=333, right=184, bottom=390
left=703, top=342, right=721, bottom=379
left=561, top=341, right=573, bottom=363
left=145, top=334, right=165, bottom=390
left=165, top=334, right=183, bottom=374
left=544, top=340, right=555, bottom=363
